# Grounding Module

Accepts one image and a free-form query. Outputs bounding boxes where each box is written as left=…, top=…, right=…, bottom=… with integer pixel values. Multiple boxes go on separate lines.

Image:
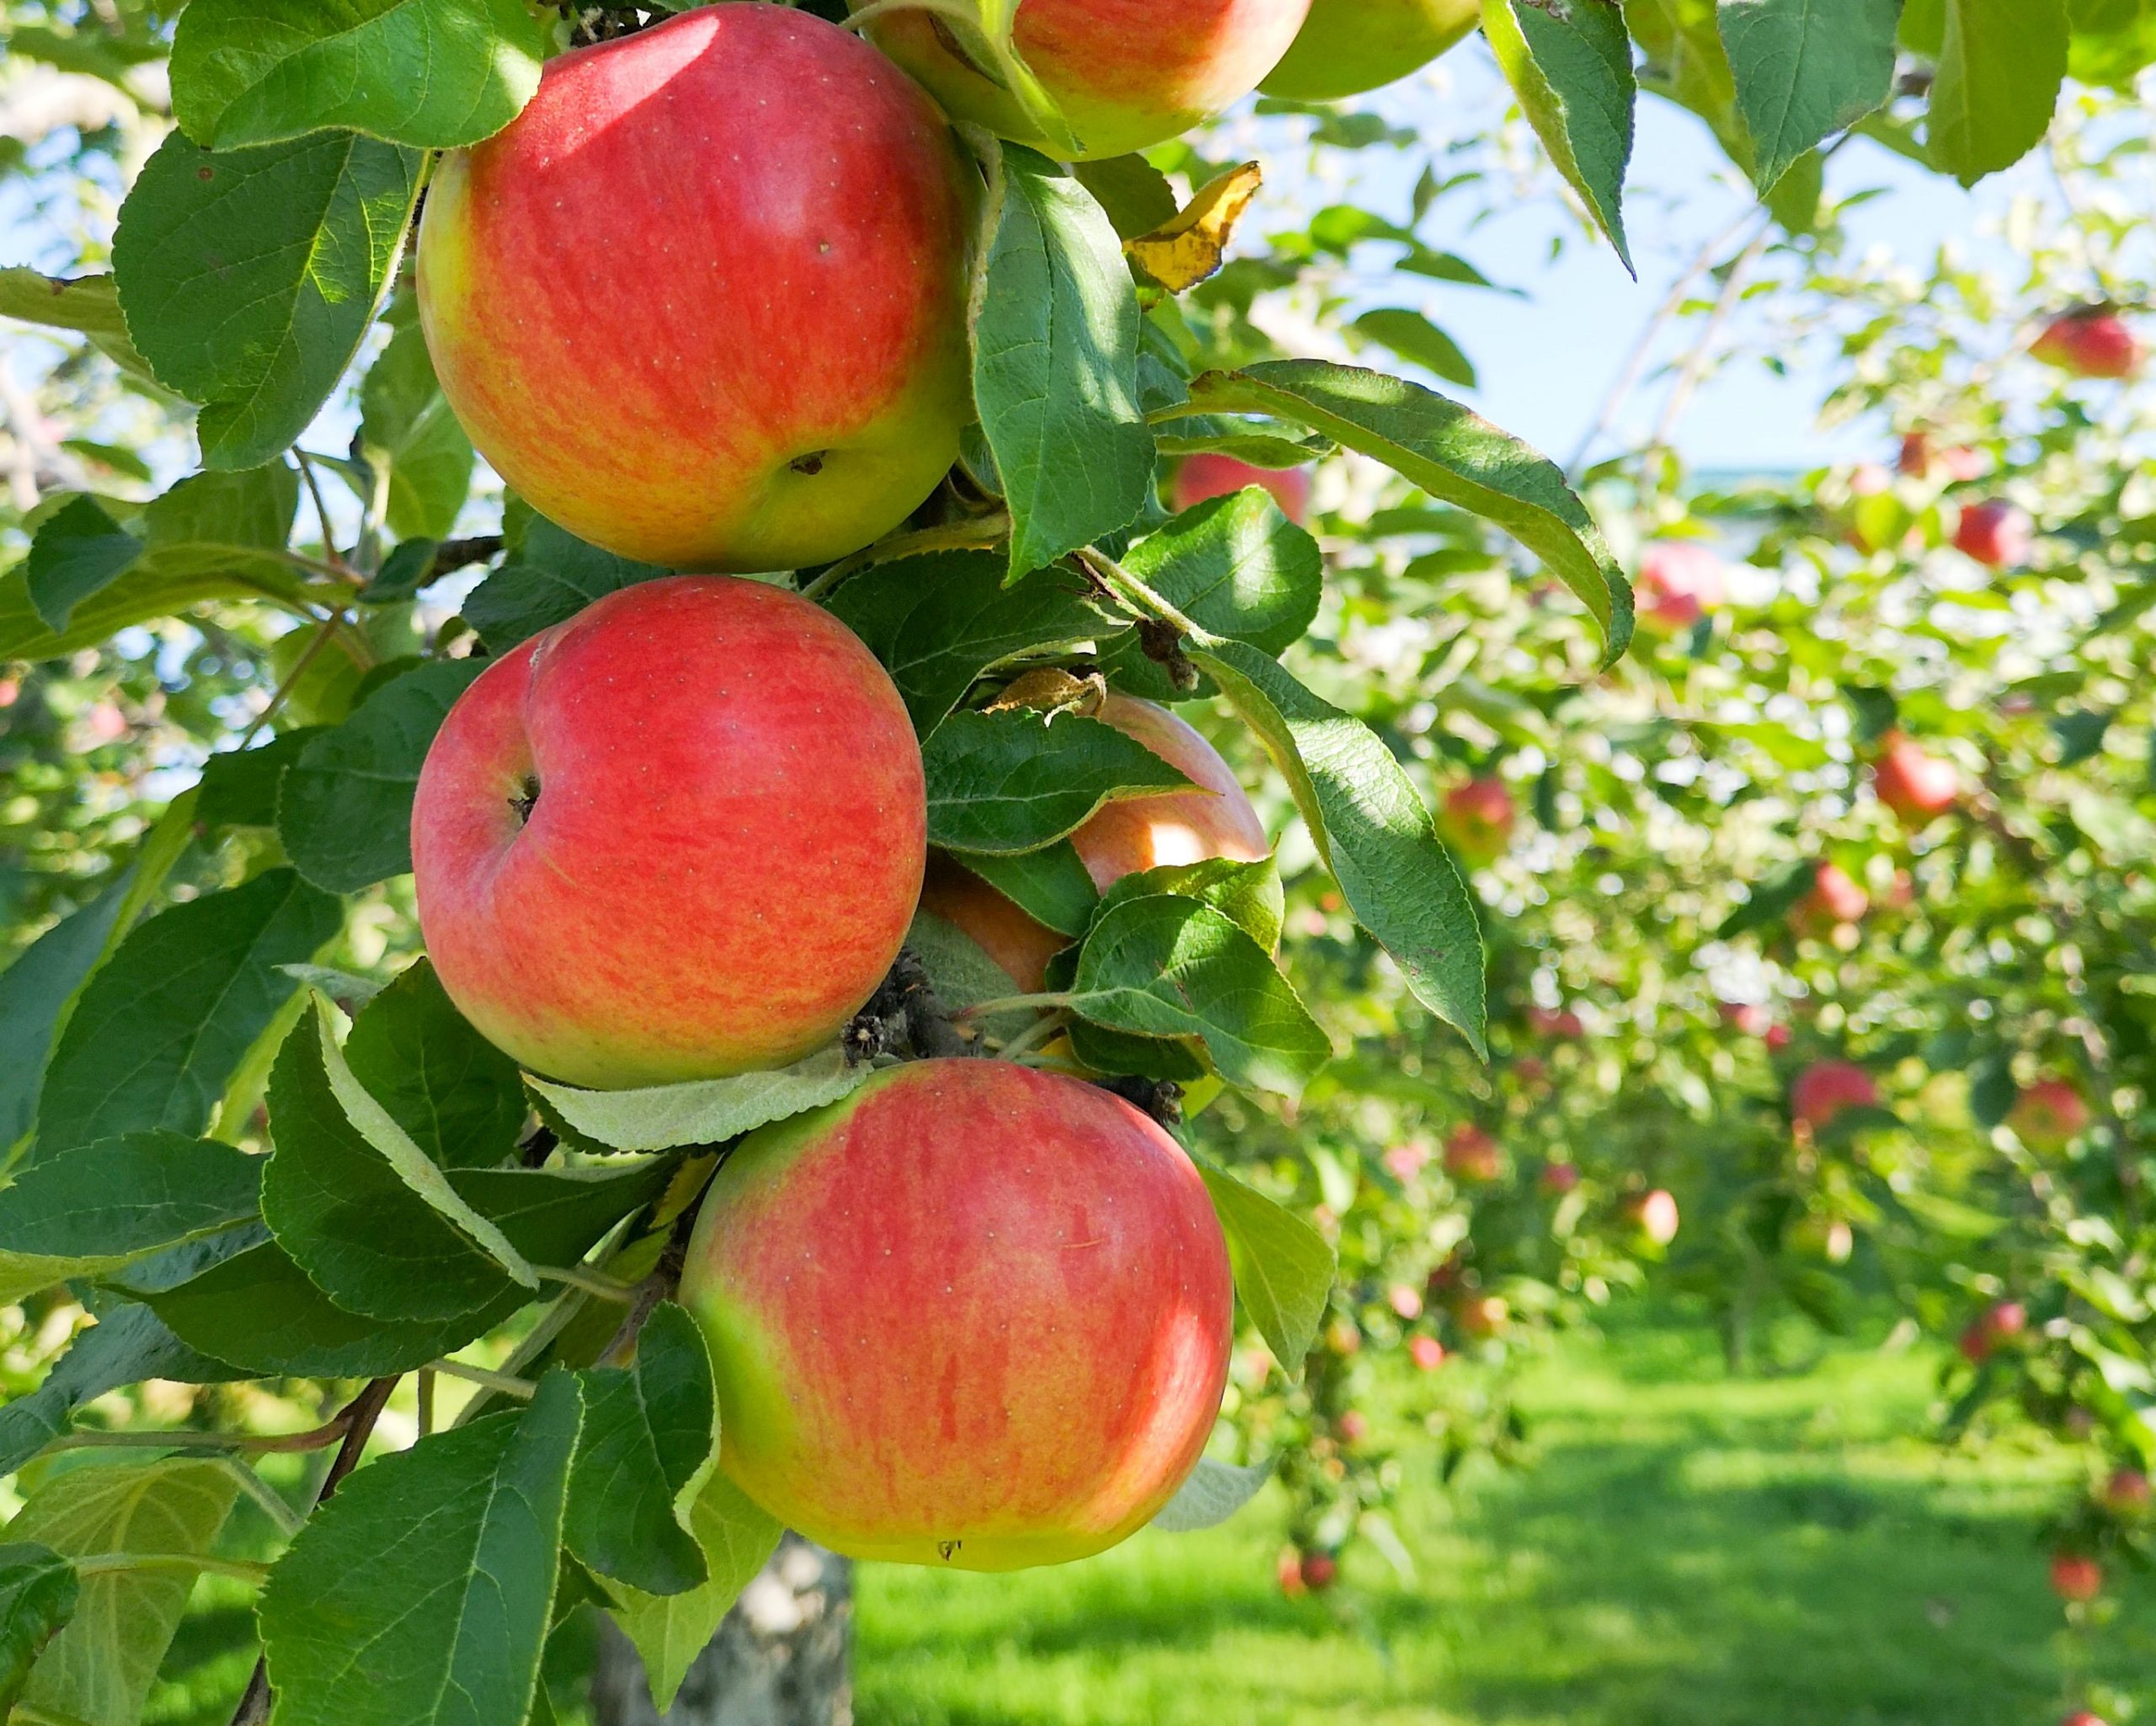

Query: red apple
left=1958, top=1300, right=2028, bottom=1363
left=1276, top=1546, right=1307, bottom=1596
left=1382, top=1141, right=1430, bottom=1181
left=1261, top=0, right=1479, bottom=100
left=2062, top=1713, right=2109, bottom=1726
left=1458, top=1294, right=1508, bottom=1338
left=419, top=7, right=975, bottom=570
left=851, top=0, right=1312, bottom=160
left=413, top=578, right=922, bottom=1088
left=1171, top=454, right=1313, bottom=525
left=2009, top=1079, right=2090, bottom=1151
left=1439, top=776, right=1516, bottom=866
left=918, top=855, right=1072, bottom=997
left=1336, top=1410, right=1369, bottom=1446
left=1766, top=1023, right=1794, bottom=1052
left=1444, top=1124, right=1501, bottom=1184
left=2034, top=309, right=2145, bottom=380
left=1632, top=540, right=1726, bottom=633
left=1790, top=1061, right=1879, bottom=1132
left=1528, top=1006, right=1585, bottom=1039
left=680, top=1060, right=1232, bottom=1568
left=1897, top=433, right=1985, bottom=481
left=1388, top=1283, right=1423, bottom=1320
left=2102, top=1467, right=2151, bottom=1515
left=1409, top=1334, right=1446, bottom=1371
left=1626, top=1189, right=1680, bottom=1246
left=1796, top=862, right=1869, bottom=932
left=1299, top=1549, right=1340, bottom=1591
left=1721, top=1002, right=1771, bottom=1038
left=1872, top=732, right=1961, bottom=825
left=1540, top=1162, right=1582, bottom=1196
left=1953, top=500, right=2034, bottom=569
left=2051, top=1552, right=2104, bottom=1603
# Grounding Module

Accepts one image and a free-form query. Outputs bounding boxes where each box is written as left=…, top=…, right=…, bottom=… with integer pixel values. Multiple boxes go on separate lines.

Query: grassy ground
left=854, top=1315, right=2153, bottom=1726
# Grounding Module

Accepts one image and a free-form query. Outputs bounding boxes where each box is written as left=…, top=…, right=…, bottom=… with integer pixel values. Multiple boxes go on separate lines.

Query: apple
left=1632, top=540, right=1726, bottom=634
left=1958, top=1300, right=2028, bottom=1364
left=2050, top=1552, right=2104, bottom=1603
left=1276, top=1546, right=1307, bottom=1596
left=1540, top=1162, right=1582, bottom=1197
left=1790, top=1061, right=1879, bottom=1131
left=1299, top=1549, right=1340, bottom=1592
left=2009, top=1078, right=2090, bottom=1151
left=1336, top=1410, right=1369, bottom=1446
left=2102, top=1467, right=2151, bottom=1515
left=1871, top=732, right=1961, bottom=826
left=418, top=7, right=976, bottom=571
left=1721, top=1001, right=1771, bottom=1039
left=1326, top=1316, right=1363, bottom=1357
left=1388, top=1283, right=1423, bottom=1320
left=1409, top=1335, right=1446, bottom=1371
left=1439, top=776, right=1516, bottom=866
left=1170, top=453, right=1313, bottom=525
left=1260, top=0, right=1479, bottom=101
left=1444, top=1123, right=1501, bottom=1184
left=1626, top=1189, right=1680, bottom=1246
left=2062, top=1713, right=2109, bottom=1726
left=1458, top=1294, right=1508, bottom=1339
left=1796, top=861, right=1868, bottom=932
left=1897, top=432, right=1985, bottom=481
left=413, top=577, right=923, bottom=1089
left=2034, top=309, right=2145, bottom=380
left=1528, top=1006, right=1585, bottom=1039
left=850, top=0, right=1312, bottom=161
left=1766, top=1023, right=1794, bottom=1052
left=680, top=1059, right=1233, bottom=1568
left=1953, top=500, right=2034, bottom=569
left=918, top=855, right=1072, bottom=996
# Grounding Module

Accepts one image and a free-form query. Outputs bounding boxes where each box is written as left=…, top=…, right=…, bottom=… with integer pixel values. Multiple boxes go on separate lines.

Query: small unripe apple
left=1261, top=0, right=1479, bottom=101
left=1439, top=776, right=1516, bottom=866
left=1632, top=540, right=1726, bottom=634
left=1444, top=1124, right=1501, bottom=1184
left=2050, top=1552, right=2104, bottom=1603
left=1170, top=455, right=1313, bottom=525
left=1409, top=1334, right=1446, bottom=1371
left=2101, top=1467, right=2151, bottom=1515
left=1796, top=862, right=1868, bottom=932
left=1871, top=732, right=1960, bottom=825
left=1540, top=1162, right=1582, bottom=1197
left=1953, top=500, right=2034, bottom=569
left=1626, top=1189, right=1680, bottom=1246
left=2009, top=1079, right=2091, bottom=1152
left=2034, top=309, right=2145, bottom=380
left=412, top=577, right=924, bottom=1088
left=1790, top=1061, right=1880, bottom=1132
left=419, top=7, right=977, bottom=570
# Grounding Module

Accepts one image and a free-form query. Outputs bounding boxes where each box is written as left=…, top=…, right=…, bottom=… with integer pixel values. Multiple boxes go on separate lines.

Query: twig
left=428, top=1359, right=538, bottom=1400
left=536, top=1263, right=638, bottom=1304
left=44, top=1407, right=371, bottom=1456
left=1649, top=217, right=1774, bottom=453
left=991, top=1010, right=1070, bottom=1061
left=1075, top=546, right=1218, bottom=644
left=293, top=452, right=361, bottom=585
left=233, top=617, right=344, bottom=749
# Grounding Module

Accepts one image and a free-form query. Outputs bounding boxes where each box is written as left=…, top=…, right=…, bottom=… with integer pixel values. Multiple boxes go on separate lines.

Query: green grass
left=856, top=1317, right=2154, bottom=1726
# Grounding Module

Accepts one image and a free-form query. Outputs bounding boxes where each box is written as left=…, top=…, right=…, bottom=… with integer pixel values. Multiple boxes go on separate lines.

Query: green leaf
left=1482, top=0, right=1637, bottom=272
left=24, top=496, right=145, bottom=633
left=171, top=0, right=547, bottom=150
left=34, top=868, right=344, bottom=1166
left=0, top=1132, right=264, bottom=1307
left=942, top=842, right=1098, bottom=938
left=1352, top=308, right=1477, bottom=388
left=359, top=319, right=478, bottom=540
left=1175, top=362, right=1632, bottom=665
left=278, top=658, right=486, bottom=892
left=343, top=959, right=526, bottom=1170
left=1198, top=1162, right=1336, bottom=1378
left=13, top=1459, right=239, bottom=1726
left=600, top=1473, right=783, bottom=1713
left=462, top=516, right=670, bottom=652
left=0, top=882, right=132, bottom=1154
left=259, top=1372, right=582, bottom=1726
left=0, top=1543, right=77, bottom=1715
left=1070, top=896, right=1330, bottom=1097
left=113, top=131, right=424, bottom=468
left=974, top=147, right=1155, bottom=580
left=1718, top=0, right=1903, bottom=193
left=1716, top=858, right=1817, bottom=937
left=1096, top=856, right=1284, bottom=954
left=1150, top=1456, right=1274, bottom=1533
left=1070, top=153, right=1179, bottom=239
left=528, top=1045, right=869, bottom=1156
left=902, top=910, right=1037, bottom=1020
left=1928, top=0, right=2068, bottom=184
left=825, top=551, right=1105, bottom=735
left=1191, top=641, right=1487, bottom=1056
left=0, top=270, right=157, bottom=385
left=924, top=708, right=1194, bottom=855
left=565, top=1303, right=719, bottom=1596
left=0, top=1302, right=245, bottom=1477
left=196, top=729, right=328, bottom=830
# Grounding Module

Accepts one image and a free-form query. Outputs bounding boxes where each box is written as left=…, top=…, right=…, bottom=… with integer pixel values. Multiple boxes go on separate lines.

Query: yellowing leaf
left=1125, top=163, right=1264, bottom=292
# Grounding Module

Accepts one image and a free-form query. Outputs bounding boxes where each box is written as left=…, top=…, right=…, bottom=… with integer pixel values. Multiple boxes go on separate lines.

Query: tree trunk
left=591, top=1536, right=853, bottom=1726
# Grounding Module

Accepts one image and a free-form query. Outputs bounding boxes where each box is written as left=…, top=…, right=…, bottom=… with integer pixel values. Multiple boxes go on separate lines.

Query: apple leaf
left=1352, top=308, right=1478, bottom=389
left=1481, top=0, right=1637, bottom=273
left=259, top=1372, right=582, bottom=1726
left=825, top=550, right=1106, bottom=735
left=1150, top=1456, right=1276, bottom=1534
left=0, top=1542, right=77, bottom=1715
left=462, top=516, right=670, bottom=652
left=527, top=1044, right=870, bottom=1156
left=360, top=318, right=478, bottom=540
left=1192, top=641, right=1488, bottom=1058
left=564, top=1303, right=719, bottom=1597
left=171, top=0, right=548, bottom=151
left=0, top=268, right=159, bottom=384
left=1718, top=0, right=1903, bottom=194
left=343, top=959, right=526, bottom=1170
left=0, top=1132, right=264, bottom=1307
left=33, top=868, right=344, bottom=1167
left=1172, top=363, right=1630, bottom=665
left=113, top=130, right=424, bottom=469
left=1094, top=856, right=1285, bottom=956
left=196, top=729, right=328, bottom=831
left=1928, top=0, right=2068, bottom=184
left=24, top=495, right=145, bottom=633
left=973, top=147, right=1155, bottom=580
left=923, top=708, right=1194, bottom=856
left=0, top=879, right=131, bottom=1155
left=12, top=1458, right=240, bottom=1726
left=278, top=658, right=486, bottom=892
left=942, top=842, right=1099, bottom=938
left=902, top=910, right=1038, bottom=1023
left=1198, top=1162, right=1337, bottom=1378
left=1069, top=896, right=1330, bottom=1098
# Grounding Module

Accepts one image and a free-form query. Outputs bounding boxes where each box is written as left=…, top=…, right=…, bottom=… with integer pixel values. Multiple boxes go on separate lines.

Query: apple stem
left=536, top=1263, right=638, bottom=1304
left=428, top=1359, right=539, bottom=1401
left=993, top=1009, right=1070, bottom=1061
left=953, top=991, right=1072, bottom=1022
left=1076, top=546, right=1221, bottom=647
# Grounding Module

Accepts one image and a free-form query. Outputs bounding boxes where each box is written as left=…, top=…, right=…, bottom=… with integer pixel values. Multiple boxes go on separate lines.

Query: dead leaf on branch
left=1126, top=163, right=1264, bottom=293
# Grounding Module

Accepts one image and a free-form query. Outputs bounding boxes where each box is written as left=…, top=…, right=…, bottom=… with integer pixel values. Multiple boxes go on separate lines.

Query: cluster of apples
left=401, top=0, right=1488, bottom=1571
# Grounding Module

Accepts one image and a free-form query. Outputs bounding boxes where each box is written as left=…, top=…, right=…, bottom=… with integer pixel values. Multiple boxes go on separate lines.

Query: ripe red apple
left=924, top=694, right=1270, bottom=989
left=1444, top=1124, right=1501, bottom=1184
left=2034, top=309, right=2145, bottom=380
left=1632, top=540, right=1726, bottom=634
left=2009, top=1079, right=2090, bottom=1151
left=1528, top=1006, right=1585, bottom=1039
left=1958, top=1300, right=2028, bottom=1364
left=1336, top=1410, right=1369, bottom=1446
left=413, top=578, right=923, bottom=1088
left=2102, top=1467, right=2151, bottom=1515
left=1388, top=1283, right=1423, bottom=1320
left=851, top=0, right=1312, bottom=160
left=1872, top=732, right=1960, bottom=826
left=1766, top=1023, right=1793, bottom=1052
left=1790, top=1061, right=1879, bottom=1132
left=1626, top=1189, right=1680, bottom=1246
left=2051, top=1552, right=2104, bottom=1603
left=1540, top=1162, right=1582, bottom=1197
left=1953, top=500, right=2034, bottom=569
left=1409, top=1334, right=1446, bottom=1371
left=680, top=1059, right=1232, bottom=1568
left=1897, top=432, right=1984, bottom=481
left=1796, top=861, right=1868, bottom=932
left=1260, top=0, right=1479, bottom=100
left=1276, top=1545, right=1307, bottom=1596
left=419, top=7, right=975, bottom=570
left=1170, top=454, right=1313, bottom=525
left=2062, top=1713, right=2109, bottom=1726
left=1438, top=776, right=1516, bottom=866
left=1721, top=1001, right=1771, bottom=1039
left=1299, top=1549, right=1340, bottom=1592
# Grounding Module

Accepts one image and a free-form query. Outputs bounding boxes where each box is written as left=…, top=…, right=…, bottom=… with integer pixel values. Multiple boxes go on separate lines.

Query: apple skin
left=1797, top=861, right=1869, bottom=932
left=1790, top=1061, right=1879, bottom=1131
left=926, top=695, right=1270, bottom=989
left=418, top=7, right=976, bottom=570
left=1633, top=541, right=1726, bottom=633
left=1872, top=731, right=1961, bottom=825
left=2051, top=1552, right=2104, bottom=1603
left=1957, top=1300, right=2027, bottom=1364
left=850, top=0, right=1311, bottom=161
left=1897, top=433, right=1985, bottom=481
left=411, top=576, right=925, bottom=1089
left=678, top=1059, right=1233, bottom=1569
left=1171, top=454, right=1313, bottom=525
left=1953, top=500, right=2034, bottom=569
left=1409, top=1334, right=1446, bottom=1371
left=1262, top=0, right=1479, bottom=100
left=1438, top=776, right=1516, bottom=866
left=2063, top=1713, right=2109, bottom=1726
left=2034, top=310, right=2145, bottom=380
left=2009, top=1079, right=2090, bottom=1151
